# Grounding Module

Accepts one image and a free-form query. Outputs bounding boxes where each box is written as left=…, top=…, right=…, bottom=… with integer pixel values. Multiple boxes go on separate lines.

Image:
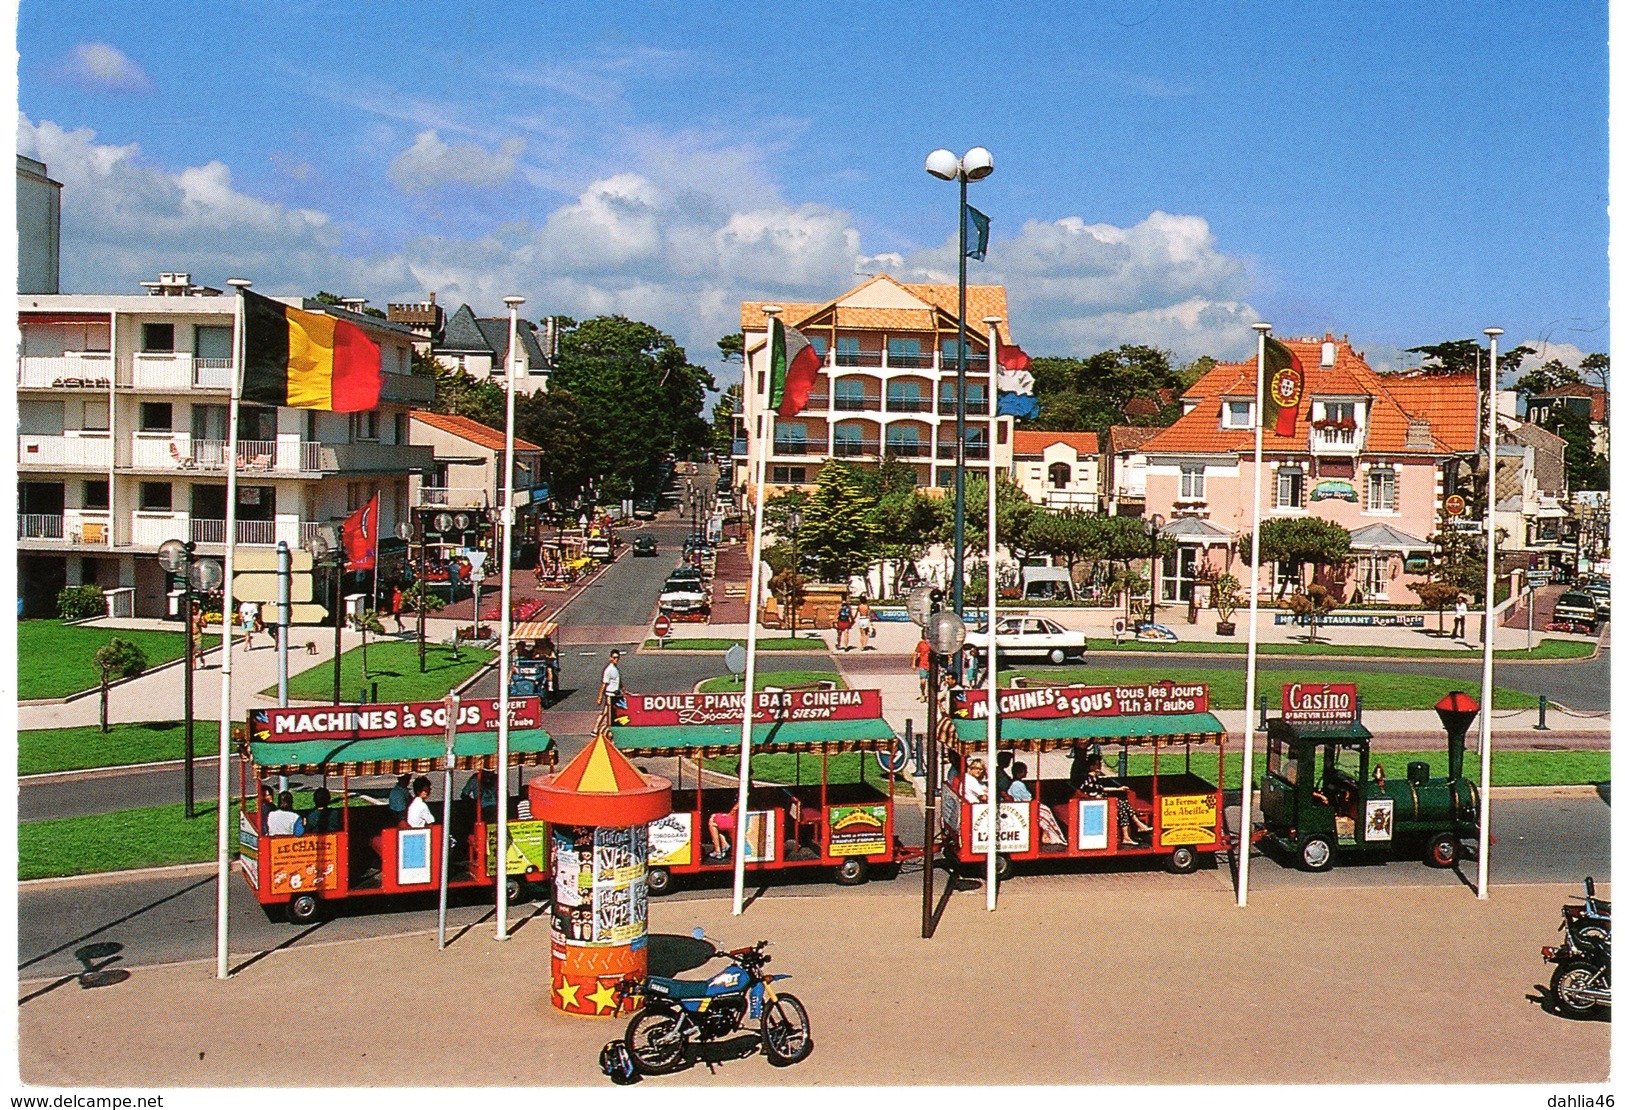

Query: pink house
left=1138, top=335, right=1476, bottom=606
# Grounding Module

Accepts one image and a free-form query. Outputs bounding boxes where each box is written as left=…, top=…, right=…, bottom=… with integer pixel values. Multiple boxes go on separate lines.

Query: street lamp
left=927, top=146, right=993, bottom=622
left=910, top=584, right=966, bottom=939
left=1143, top=513, right=1165, bottom=629
left=306, top=523, right=344, bottom=704
left=158, top=538, right=221, bottom=818
left=787, top=507, right=804, bottom=639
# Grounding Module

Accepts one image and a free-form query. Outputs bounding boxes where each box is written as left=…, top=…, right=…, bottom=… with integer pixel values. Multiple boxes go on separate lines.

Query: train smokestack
left=1434, top=691, right=1480, bottom=782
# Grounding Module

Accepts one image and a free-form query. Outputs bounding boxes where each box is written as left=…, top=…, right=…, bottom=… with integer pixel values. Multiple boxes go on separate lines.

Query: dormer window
left=1222, top=399, right=1254, bottom=429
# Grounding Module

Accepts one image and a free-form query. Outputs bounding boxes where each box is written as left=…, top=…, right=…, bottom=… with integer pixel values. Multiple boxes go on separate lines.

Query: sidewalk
left=17, top=879, right=1607, bottom=1086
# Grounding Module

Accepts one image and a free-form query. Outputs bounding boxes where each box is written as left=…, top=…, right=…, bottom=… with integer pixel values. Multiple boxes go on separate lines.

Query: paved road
left=17, top=790, right=1609, bottom=983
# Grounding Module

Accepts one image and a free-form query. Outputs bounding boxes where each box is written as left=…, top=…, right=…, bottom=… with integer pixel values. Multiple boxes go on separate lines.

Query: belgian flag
left=240, top=289, right=382, bottom=411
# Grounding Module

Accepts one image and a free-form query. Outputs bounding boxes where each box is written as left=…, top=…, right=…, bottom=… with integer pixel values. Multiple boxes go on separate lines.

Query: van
left=1020, top=566, right=1075, bottom=602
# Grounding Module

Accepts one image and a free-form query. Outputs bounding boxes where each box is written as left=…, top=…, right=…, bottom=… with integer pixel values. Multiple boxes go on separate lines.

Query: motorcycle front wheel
left=1551, top=961, right=1606, bottom=1019
left=762, top=992, right=813, bottom=1066
left=626, top=1008, right=687, bottom=1074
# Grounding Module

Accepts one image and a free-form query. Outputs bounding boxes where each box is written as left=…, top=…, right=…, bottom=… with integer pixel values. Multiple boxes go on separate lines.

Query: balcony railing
left=832, top=437, right=880, bottom=457
left=886, top=352, right=933, bottom=370
left=18, top=352, right=114, bottom=388
left=189, top=519, right=297, bottom=546
left=938, top=398, right=991, bottom=415
left=18, top=513, right=63, bottom=539
left=772, top=438, right=828, bottom=457
left=128, top=435, right=325, bottom=473
left=833, top=395, right=878, bottom=412
left=125, top=353, right=234, bottom=391
left=833, top=350, right=884, bottom=368
left=885, top=397, right=931, bottom=413
left=828, top=350, right=989, bottom=372
left=883, top=440, right=929, bottom=458
left=937, top=442, right=991, bottom=460
left=421, top=486, right=490, bottom=508
left=18, top=434, right=113, bottom=469
left=1310, top=425, right=1362, bottom=453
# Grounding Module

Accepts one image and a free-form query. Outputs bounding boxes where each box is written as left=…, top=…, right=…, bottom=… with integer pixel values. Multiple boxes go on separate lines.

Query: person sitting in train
left=995, top=751, right=1015, bottom=799
left=265, top=791, right=306, bottom=836
left=1075, top=752, right=1153, bottom=847
left=460, top=769, right=499, bottom=821
left=707, top=787, right=771, bottom=862
left=406, top=776, right=436, bottom=829
left=962, top=758, right=989, bottom=804
left=387, top=773, right=413, bottom=818
left=304, top=787, right=343, bottom=834
left=1011, top=762, right=1068, bottom=846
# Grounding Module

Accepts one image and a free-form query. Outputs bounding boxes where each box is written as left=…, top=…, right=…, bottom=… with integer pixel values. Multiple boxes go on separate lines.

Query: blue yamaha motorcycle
left=608, top=931, right=812, bottom=1078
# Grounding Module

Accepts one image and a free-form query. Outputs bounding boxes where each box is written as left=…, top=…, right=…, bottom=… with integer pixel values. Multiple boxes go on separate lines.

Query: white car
left=659, top=575, right=710, bottom=615
left=964, top=616, right=1089, bottom=665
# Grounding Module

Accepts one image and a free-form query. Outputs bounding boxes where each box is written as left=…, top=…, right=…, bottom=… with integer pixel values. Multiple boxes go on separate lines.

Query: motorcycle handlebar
left=1587, top=876, right=1596, bottom=898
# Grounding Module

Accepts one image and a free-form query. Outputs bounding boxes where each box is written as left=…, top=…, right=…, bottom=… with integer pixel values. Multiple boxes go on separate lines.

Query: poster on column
left=593, top=826, right=649, bottom=945
left=551, top=828, right=596, bottom=943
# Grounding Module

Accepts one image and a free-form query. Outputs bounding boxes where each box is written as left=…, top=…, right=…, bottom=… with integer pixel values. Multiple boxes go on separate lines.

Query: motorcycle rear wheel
left=762, top=992, right=813, bottom=1066
left=626, top=1008, right=687, bottom=1074
left=1551, top=961, right=1606, bottom=1019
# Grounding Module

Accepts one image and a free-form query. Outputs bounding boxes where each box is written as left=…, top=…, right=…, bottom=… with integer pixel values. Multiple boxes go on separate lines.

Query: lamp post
left=1143, top=513, right=1165, bottom=629
left=910, top=585, right=965, bottom=940
left=306, top=524, right=343, bottom=704
left=1479, top=326, right=1503, bottom=902
left=157, top=539, right=221, bottom=819
left=787, top=507, right=803, bottom=639
left=926, top=145, right=994, bottom=620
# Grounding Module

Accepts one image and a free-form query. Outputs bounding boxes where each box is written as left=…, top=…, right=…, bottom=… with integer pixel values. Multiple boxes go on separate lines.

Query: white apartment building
left=1009, top=430, right=1101, bottom=511
left=17, top=273, right=435, bottom=618
left=16, top=155, right=61, bottom=296
left=736, top=275, right=1016, bottom=495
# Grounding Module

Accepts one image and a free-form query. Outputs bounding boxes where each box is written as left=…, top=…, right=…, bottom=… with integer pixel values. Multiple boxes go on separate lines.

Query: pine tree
left=798, top=461, right=884, bottom=584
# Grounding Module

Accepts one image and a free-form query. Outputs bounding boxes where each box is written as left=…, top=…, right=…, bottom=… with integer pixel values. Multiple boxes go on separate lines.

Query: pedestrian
left=597, top=648, right=625, bottom=711
left=914, top=634, right=933, bottom=701
left=239, top=600, right=259, bottom=651
left=190, top=602, right=207, bottom=669
left=855, top=597, right=875, bottom=650
left=1452, top=595, right=1468, bottom=639
left=390, top=584, right=405, bottom=633
left=961, top=644, right=980, bottom=688
left=834, top=598, right=853, bottom=651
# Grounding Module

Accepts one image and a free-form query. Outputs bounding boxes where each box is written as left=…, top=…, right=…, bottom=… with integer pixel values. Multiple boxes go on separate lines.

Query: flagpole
left=218, top=279, right=251, bottom=978
left=496, top=295, right=524, bottom=938
left=1478, top=328, right=1502, bottom=899
left=1238, top=321, right=1271, bottom=908
left=734, top=308, right=780, bottom=915
left=985, top=400, right=1000, bottom=911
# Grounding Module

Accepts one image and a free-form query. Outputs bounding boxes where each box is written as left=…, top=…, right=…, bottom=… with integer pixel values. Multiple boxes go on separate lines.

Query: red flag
left=769, top=317, right=823, bottom=418
left=342, top=493, right=379, bottom=571
left=997, top=341, right=1031, bottom=373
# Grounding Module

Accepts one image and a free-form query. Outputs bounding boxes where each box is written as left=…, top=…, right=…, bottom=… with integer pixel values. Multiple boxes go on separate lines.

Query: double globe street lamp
left=925, top=146, right=993, bottom=620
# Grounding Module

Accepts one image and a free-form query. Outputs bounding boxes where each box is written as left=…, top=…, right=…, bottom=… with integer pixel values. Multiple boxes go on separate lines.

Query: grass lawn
left=20, top=801, right=241, bottom=880
left=1006, top=664, right=1539, bottom=711
left=707, top=752, right=915, bottom=796
left=697, top=670, right=847, bottom=693
left=643, top=637, right=827, bottom=652
left=20, top=721, right=222, bottom=775
left=1114, top=749, right=1608, bottom=790
left=270, top=641, right=494, bottom=703
left=1086, top=637, right=1594, bottom=661
left=17, top=621, right=220, bottom=700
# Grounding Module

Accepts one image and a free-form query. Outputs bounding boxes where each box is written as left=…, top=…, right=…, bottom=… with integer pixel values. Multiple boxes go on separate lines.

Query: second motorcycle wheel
left=625, top=1008, right=687, bottom=1074
left=1551, top=961, right=1604, bottom=1019
left=761, top=992, right=813, bottom=1066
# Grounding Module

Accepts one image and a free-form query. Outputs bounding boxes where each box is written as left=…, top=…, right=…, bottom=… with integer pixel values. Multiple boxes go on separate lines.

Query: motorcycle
left=613, top=930, right=812, bottom=1077
left=1544, top=877, right=1611, bottom=1020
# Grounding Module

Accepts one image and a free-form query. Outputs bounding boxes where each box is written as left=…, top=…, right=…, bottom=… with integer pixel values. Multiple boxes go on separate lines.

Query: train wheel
left=1165, top=845, right=1199, bottom=874
left=645, top=866, right=673, bottom=896
left=1425, top=832, right=1460, bottom=868
left=1298, top=836, right=1335, bottom=873
left=504, top=876, right=529, bottom=905
left=834, top=857, right=869, bottom=886
left=286, top=893, right=321, bottom=925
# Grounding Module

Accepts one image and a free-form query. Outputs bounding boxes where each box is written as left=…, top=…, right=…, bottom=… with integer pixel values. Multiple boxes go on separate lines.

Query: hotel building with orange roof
left=1137, top=334, right=1477, bottom=607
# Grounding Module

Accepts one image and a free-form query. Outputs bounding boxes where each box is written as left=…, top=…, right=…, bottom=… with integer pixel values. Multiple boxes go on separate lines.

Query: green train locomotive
left=1259, top=691, right=1481, bottom=872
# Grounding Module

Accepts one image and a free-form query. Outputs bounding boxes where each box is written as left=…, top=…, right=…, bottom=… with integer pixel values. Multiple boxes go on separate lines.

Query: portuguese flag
left=1261, top=336, right=1304, bottom=436
left=241, top=289, right=382, bottom=412
left=768, top=316, right=822, bottom=418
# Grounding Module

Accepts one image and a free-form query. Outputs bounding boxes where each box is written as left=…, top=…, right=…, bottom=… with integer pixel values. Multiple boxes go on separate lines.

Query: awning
left=612, top=718, right=898, bottom=758
left=511, top=619, right=559, bottom=640
left=947, top=711, right=1225, bottom=752
left=1269, top=720, right=1374, bottom=745
left=1347, top=523, right=1431, bottom=554
left=1159, top=517, right=1234, bottom=547
left=249, top=726, right=556, bottom=775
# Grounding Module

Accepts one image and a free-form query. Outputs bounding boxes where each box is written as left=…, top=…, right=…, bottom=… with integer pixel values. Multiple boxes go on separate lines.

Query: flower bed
left=479, top=597, right=548, bottom=623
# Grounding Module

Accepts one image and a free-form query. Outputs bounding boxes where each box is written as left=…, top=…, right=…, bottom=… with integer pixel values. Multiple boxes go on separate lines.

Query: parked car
left=659, top=574, right=710, bottom=616
left=964, top=615, right=1089, bottom=665
left=1553, top=590, right=1600, bottom=633
left=632, top=535, right=659, bottom=557
left=584, top=537, right=613, bottom=561
left=1578, top=577, right=1610, bottom=621
left=634, top=497, right=659, bottom=520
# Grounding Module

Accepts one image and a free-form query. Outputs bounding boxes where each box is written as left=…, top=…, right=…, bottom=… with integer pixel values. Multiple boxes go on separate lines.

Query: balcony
left=937, top=441, right=991, bottom=460
left=421, top=486, right=490, bottom=509
left=18, top=513, right=62, bottom=540
left=18, top=352, right=114, bottom=389
left=317, top=443, right=436, bottom=473
left=832, top=437, right=880, bottom=458
left=125, top=353, right=234, bottom=391
left=1309, top=423, right=1362, bottom=455
left=829, top=350, right=989, bottom=373
left=833, top=395, right=879, bottom=412
left=883, top=439, right=929, bottom=458
left=938, top=398, right=991, bottom=416
left=771, top=438, right=829, bottom=457
left=833, top=350, right=884, bottom=368
left=885, top=396, right=932, bottom=414
left=187, top=519, right=321, bottom=547
left=19, top=434, right=113, bottom=469
left=129, top=435, right=327, bottom=474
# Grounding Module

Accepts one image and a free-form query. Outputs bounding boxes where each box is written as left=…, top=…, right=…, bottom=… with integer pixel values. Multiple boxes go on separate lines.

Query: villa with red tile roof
left=1526, top=382, right=1610, bottom=461
left=409, top=411, right=548, bottom=537
left=1138, top=334, right=1476, bottom=606
left=1009, top=430, right=1100, bottom=511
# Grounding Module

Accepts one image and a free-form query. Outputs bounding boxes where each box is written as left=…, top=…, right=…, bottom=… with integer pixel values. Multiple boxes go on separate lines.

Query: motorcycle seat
left=645, top=975, right=713, bottom=1000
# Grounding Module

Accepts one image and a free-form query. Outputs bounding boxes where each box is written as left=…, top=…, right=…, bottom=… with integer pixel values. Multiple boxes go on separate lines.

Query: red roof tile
left=1106, top=425, right=1161, bottom=453
left=1012, top=430, right=1099, bottom=457
left=411, top=411, right=541, bottom=453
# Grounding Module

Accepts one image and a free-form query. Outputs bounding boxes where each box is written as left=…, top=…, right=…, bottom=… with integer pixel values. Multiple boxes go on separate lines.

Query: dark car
left=632, top=535, right=658, bottom=557
left=633, top=497, right=659, bottom=520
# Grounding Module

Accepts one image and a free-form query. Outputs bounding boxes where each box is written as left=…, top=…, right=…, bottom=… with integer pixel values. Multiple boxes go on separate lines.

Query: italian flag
left=769, top=316, right=822, bottom=418
left=1262, top=336, right=1304, bottom=436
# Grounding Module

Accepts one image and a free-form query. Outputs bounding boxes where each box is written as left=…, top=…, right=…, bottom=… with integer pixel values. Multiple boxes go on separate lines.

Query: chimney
left=341, top=297, right=368, bottom=315
left=1321, top=342, right=1336, bottom=368
left=1406, top=418, right=1432, bottom=448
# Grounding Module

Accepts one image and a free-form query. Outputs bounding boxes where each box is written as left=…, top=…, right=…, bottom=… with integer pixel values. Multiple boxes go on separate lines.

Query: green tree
left=421, top=349, right=505, bottom=426
left=1024, top=509, right=1095, bottom=577
left=1028, top=345, right=1185, bottom=435
left=1237, top=518, right=1352, bottom=597
left=798, top=462, right=883, bottom=584
left=1413, top=580, right=1462, bottom=637
left=1406, top=338, right=1533, bottom=388
left=1286, top=584, right=1338, bottom=644
left=514, top=388, right=591, bottom=498
left=1580, top=352, right=1610, bottom=391
left=716, top=332, right=744, bottom=363
left=1514, top=359, right=1584, bottom=403
left=92, top=638, right=147, bottom=733
left=962, top=474, right=1037, bottom=560
left=871, top=488, right=947, bottom=597
left=710, top=383, right=742, bottom=455
left=551, top=316, right=717, bottom=497
left=1541, top=404, right=1609, bottom=491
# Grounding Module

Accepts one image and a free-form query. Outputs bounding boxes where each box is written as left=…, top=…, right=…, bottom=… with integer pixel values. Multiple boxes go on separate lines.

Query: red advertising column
left=528, top=733, right=671, bottom=1017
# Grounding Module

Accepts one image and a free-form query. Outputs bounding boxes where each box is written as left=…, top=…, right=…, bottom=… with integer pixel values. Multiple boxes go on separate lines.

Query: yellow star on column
left=587, top=980, right=620, bottom=1015
left=555, top=978, right=581, bottom=1010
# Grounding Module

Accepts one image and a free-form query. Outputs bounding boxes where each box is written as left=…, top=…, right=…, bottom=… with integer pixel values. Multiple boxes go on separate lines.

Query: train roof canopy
left=947, top=711, right=1225, bottom=752
left=249, top=726, right=556, bottom=775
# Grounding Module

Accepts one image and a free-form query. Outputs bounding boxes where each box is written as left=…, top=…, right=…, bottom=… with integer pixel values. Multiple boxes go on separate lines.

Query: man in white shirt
left=597, top=649, right=624, bottom=708
left=406, top=776, right=436, bottom=828
left=265, top=791, right=305, bottom=836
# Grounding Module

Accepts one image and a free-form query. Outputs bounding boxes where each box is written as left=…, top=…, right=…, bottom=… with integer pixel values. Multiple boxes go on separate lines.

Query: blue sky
left=14, top=0, right=1609, bottom=386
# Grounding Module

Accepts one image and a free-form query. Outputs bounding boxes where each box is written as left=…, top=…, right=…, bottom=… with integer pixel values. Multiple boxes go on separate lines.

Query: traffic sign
left=232, top=573, right=314, bottom=604
left=261, top=603, right=328, bottom=625
left=234, top=549, right=314, bottom=572
left=652, top=614, right=673, bottom=641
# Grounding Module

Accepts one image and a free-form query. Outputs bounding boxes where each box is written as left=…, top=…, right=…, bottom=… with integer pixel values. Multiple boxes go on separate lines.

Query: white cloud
left=387, top=130, right=525, bottom=194
left=1517, top=339, right=1594, bottom=368
left=54, top=42, right=152, bottom=94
